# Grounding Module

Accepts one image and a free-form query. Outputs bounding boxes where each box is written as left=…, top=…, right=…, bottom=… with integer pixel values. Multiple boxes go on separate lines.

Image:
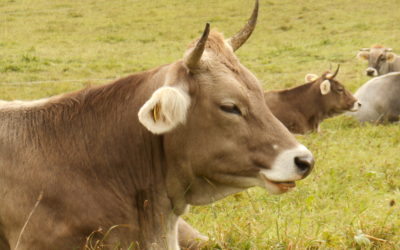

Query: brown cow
left=0, top=1, right=314, bottom=249
left=264, top=66, right=360, bottom=134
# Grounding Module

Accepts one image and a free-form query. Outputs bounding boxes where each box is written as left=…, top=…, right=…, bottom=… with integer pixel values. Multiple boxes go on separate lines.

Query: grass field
left=1, top=0, right=399, bottom=249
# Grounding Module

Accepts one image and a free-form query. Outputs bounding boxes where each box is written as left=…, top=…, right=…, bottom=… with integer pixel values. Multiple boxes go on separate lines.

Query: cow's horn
left=330, top=64, right=340, bottom=79
left=227, top=0, right=259, bottom=51
left=359, top=48, right=370, bottom=51
left=385, top=48, right=393, bottom=52
left=185, top=23, right=210, bottom=69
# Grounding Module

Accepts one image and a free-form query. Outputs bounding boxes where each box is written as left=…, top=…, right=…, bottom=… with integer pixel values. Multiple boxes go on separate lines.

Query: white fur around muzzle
left=260, top=144, right=313, bottom=183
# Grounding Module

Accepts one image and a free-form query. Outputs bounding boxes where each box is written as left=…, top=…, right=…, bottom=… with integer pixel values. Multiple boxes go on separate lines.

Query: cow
left=264, top=66, right=360, bottom=134
left=0, top=1, right=315, bottom=249
left=346, top=72, right=400, bottom=123
left=357, top=45, right=400, bottom=77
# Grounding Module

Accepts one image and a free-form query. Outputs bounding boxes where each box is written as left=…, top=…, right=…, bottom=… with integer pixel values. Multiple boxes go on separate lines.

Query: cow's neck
left=0, top=66, right=181, bottom=249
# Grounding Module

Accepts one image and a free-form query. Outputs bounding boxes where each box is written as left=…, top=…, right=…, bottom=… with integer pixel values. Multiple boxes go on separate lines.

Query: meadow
left=1, top=0, right=399, bottom=249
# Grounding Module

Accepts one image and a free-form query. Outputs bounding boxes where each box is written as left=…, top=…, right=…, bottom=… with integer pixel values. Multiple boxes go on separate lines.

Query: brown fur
left=264, top=72, right=358, bottom=134
left=0, top=68, right=176, bottom=249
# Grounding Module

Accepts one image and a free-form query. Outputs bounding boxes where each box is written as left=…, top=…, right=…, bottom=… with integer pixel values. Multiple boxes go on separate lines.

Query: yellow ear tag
left=153, top=103, right=161, bottom=122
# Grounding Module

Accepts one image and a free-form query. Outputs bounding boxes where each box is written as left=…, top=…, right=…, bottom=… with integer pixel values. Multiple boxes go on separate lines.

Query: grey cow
left=357, top=45, right=400, bottom=77
left=347, top=72, right=400, bottom=123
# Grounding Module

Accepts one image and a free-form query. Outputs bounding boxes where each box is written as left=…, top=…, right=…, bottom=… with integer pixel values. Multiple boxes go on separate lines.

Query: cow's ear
left=320, top=80, right=331, bottom=95
left=357, top=51, right=369, bottom=60
left=386, top=52, right=396, bottom=63
left=138, top=86, right=190, bottom=134
left=305, top=74, right=318, bottom=82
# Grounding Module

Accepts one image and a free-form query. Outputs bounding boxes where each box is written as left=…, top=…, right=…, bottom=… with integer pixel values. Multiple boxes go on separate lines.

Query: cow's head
left=357, top=46, right=396, bottom=77
left=138, top=0, right=314, bottom=207
left=305, top=65, right=360, bottom=115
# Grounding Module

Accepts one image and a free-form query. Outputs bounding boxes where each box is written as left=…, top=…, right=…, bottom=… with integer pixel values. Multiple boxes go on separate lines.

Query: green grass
left=1, top=0, right=400, bottom=248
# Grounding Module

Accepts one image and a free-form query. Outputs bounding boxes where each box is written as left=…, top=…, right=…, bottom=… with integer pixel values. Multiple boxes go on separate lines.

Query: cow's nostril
left=294, top=155, right=314, bottom=177
left=358, top=102, right=362, bottom=107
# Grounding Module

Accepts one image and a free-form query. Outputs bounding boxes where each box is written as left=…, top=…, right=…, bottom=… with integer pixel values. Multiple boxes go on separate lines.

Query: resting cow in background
left=0, top=1, right=315, bottom=249
left=264, top=66, right=360, bottom=134
left=357, top=45, right=400, bottom=77
left=346, top=72, right=400, bottom=123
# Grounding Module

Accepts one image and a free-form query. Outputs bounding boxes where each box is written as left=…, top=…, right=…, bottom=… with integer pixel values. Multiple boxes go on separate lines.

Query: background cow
left=357, top=45, right=400, bottom=77
left=0, top=1, right=314, bottom=249
left=264, top=66, right=360, bottom=134
left=346, top=72, right=400, bottom=123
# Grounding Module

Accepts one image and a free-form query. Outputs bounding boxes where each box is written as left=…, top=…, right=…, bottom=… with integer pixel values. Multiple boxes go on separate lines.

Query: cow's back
left=264, top=91, right=289, bottom=121
left=264, top=91, right=308, bottom=133
left=351, top=72, right=400, bottom=122
left=0, top=73, right=174, bottom=249
left=0, top=106, right=128, bottom=249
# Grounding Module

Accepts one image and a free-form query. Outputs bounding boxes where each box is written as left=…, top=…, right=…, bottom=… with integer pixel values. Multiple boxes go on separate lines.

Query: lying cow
left=346, top=72, right=400, bottom=123
left=357, top=45, right=400, bottom=77
left=0, top=1, right=314, bottom=249
left=264, top=66, right=360, bottom=134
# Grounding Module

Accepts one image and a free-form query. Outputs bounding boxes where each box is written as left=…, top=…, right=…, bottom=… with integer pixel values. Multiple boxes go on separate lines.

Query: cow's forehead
left=331, top=79, right=343, bottom=87
left=370, top=48, right=386, bottom=55
left=184, top=30, right=264, bottom=102
left=221, top=66, right=263, bottom=101
left=197, top=64, right=263, bottom=103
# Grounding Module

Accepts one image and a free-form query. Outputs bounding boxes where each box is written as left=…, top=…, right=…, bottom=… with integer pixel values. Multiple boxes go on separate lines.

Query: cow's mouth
left=271, top=181, right=296, bottom=190
left=348, top=106, right=359, bottom=112
left=348, top=105, right=359, bottom=112
left=260, top=174, right=297, bottom=193
left=348, top=101, right=361, bottom=112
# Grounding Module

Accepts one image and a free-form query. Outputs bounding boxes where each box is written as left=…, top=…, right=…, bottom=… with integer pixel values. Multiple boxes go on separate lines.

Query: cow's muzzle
left=349, top=101, right=361, bottom=112
left=365, top=67, right=378, bottom=77
left=259, top=145, right=314, bottom=194
left=294, top=155, right=314, bottom=178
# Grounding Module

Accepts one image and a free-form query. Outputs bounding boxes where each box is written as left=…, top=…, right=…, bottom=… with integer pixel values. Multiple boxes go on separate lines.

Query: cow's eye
left=337, top=88, right=344, bottom=92
left=220, top=104, right=242, bottom=116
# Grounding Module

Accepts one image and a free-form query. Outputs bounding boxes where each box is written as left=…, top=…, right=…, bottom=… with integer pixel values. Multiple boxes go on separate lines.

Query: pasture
left=1, top=0, right=399, bottom=249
